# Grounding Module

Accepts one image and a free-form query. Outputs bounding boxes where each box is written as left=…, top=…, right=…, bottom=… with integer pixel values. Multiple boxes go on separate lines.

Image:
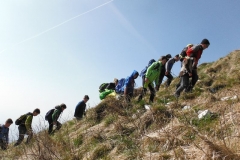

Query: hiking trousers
left=138, top=82, right=156, bottom=103
left=156, top=71, right=173, bottom=91
left=48, top=119, right=62, bottom=134
left=0, top=139, right=7, bottom=150
left=175, top=74, right=190, bottom=97
left=185, top=69, right=198, bottom=92
left=14, top=125, right=32, bottom=146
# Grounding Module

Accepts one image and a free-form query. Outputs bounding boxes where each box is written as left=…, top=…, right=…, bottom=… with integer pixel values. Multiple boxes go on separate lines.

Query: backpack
left=179, top=44, right=193, bottom=61
left=15, top=113, right=32, bottom=125
left=99, top=83, right=109, bottom=93
left=45, top=109, right=55, bottom=120
left=115, top=78, right=125, bottom=94
left=140, top=59, right=156, bottom=77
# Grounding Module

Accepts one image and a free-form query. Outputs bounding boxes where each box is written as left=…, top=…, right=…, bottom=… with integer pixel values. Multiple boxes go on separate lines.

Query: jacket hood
left=130, top=70, right=139, bottom=79
left=55, top=106, right=62, bottom=111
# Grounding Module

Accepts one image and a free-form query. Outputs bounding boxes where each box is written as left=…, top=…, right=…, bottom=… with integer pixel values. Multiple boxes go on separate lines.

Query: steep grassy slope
left=1, top=50, right=240, bottom=160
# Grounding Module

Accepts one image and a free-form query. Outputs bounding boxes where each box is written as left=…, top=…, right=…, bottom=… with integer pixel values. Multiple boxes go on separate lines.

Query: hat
left=175, top=54, right=179, bottom=58
left=201, top=39, right=210, bottom=45
left=165, top=54, right=172, bottom=59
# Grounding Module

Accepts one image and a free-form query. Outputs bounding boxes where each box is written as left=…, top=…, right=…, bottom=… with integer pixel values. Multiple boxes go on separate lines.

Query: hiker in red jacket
left=185, top=38, right=210, bottom=92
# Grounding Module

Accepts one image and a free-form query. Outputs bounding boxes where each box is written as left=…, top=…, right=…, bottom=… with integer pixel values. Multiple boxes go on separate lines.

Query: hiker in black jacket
left=155, top=54, right=172, bottom=91
left=74, top=95, right=90, bottom=120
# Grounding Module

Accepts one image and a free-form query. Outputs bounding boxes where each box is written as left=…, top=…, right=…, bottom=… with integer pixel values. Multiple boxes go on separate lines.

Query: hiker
left=164, top=54, right=180, bottom=87
left=120, top=70, right=139, bottom=102
left=74, top=95, right=90, bottom=120
left=46, top=104, right=66, bottom=134
left=176, top=44, right=194, bottom=90
left=99, top=78, right=118, bottom=93
left=155, top=54, right=172, bottom=91
left=0, top=119, right=13, bottom=150
left=139, top=59, right=156, bottom=87
left=175, top=56, right=194, bottom=97
left=185, top=38, right=210, bottom=92
left=138, top=56, right=167, bottom=103
left=14, top=108, right=40, bottom=146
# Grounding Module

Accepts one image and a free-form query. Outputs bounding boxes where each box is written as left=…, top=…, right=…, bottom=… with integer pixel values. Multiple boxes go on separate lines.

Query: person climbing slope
left=185, top=38, right=210, bottom=92
left=138, top=56, right=167, bottom=103
left=120, top=70, right=139, bottom=102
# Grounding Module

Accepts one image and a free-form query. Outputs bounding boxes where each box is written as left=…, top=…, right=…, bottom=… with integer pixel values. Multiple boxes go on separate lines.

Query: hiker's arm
left=124, top=87, right=128, bottom=95
left=25, top=115, right=33, bottom=131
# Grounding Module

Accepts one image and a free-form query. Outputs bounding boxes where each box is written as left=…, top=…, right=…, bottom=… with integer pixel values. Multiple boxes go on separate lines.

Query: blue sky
left=1, top=0, right=240, bottom=140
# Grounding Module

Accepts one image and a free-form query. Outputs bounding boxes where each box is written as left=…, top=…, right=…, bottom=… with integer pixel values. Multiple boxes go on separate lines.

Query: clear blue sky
left=1, top=0, right=240, bottom=140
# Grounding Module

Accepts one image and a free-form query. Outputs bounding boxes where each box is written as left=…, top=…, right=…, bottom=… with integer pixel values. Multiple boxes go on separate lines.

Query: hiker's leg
left=138, top=87, right=147, bottom=101
left=149, top=84, right=155, bottom=103
left=175, top=74, right=189, bottom=96
left=176, top=78, right=181, bottom=90
left=156, top=70, right=165, bottom=91
left=0, top=139, right=7, bottom=150
left=191, top=69, right=198, bottom=87
left=26, top=130, right=33, bottom=144
left=142, top=76, right=145, bottom=87
left=14, top=126, right=27, bottom=146
left=166, top=73, right=173, bottom=87
left=56, top=121, right=62, bottom=130
left=48, top=119, right=53, bottom=134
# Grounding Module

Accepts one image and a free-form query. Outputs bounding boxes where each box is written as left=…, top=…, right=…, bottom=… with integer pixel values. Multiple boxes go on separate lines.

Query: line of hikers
left=99, top=38, right=210, bottom=103
left=1, top=38, right=210, bottom=150
left=0, top=95, right=89, bottom=150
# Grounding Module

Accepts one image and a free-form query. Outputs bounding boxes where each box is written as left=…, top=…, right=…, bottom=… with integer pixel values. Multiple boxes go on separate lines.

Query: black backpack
left=99, top=83, right=109, bottom=93
left=45, top=109, right=55, bottom=120
left=15, top=113, right=32, bottom=125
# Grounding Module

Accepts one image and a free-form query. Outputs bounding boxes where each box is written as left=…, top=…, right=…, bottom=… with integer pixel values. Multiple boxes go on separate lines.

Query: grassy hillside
left=1, top=50, right=240, bottom=160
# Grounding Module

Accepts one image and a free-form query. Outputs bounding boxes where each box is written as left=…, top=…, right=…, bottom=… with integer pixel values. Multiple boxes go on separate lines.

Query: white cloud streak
left=0, top=0, right=114, bottom=54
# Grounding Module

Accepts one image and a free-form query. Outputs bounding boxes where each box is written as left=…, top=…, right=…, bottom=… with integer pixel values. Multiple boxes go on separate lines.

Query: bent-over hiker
left=164, top=54, right=180, bottom=87
left=46, top=104, right=66, bottom=134
left=138, top=56, right=167, bottom=103
left=14, top=108, right=40, bottom=146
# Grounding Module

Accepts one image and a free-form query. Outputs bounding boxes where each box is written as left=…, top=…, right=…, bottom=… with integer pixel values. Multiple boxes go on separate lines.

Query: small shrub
left=73, top=134, right=83, bottom=146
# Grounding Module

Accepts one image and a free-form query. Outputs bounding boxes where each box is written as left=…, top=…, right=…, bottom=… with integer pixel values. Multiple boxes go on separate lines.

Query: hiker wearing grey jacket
left=165, top=55, right=180, bottom=87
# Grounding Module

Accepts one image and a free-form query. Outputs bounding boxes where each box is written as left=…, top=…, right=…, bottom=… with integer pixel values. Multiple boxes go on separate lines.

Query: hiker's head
left=133, top=72, right=139, bottom=79
left=165, top=54, right=172, bottom=60
left=114, top=78, right=118, bottom=86
left=201, top=38, right=210, bottom=49
left=83, top=95, right=89, bottom=103
left=60, top=103, right=67, bottom=111
left=33, top=108, right=40, bottom=116
left=159, top=56, right=167, bottom=65
left=5, top=118, right=13, bottom=128
left=174, top=54, right=180, bottom=62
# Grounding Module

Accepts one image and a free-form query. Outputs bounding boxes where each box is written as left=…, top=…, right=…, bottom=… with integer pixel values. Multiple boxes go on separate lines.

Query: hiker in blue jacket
left=121, top=70, right=139, bottom=102
left=0, top=119, right=13, bottom=150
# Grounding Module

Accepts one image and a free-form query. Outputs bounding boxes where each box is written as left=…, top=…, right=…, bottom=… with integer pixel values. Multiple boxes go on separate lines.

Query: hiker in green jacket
left=14, top=108, right=40, bottom=146
left=138, top=56, right=167, bottom=103
left=48, top=104, right=67, bottom=134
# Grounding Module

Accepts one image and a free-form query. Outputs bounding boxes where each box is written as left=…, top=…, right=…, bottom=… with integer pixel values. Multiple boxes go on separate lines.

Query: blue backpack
left=115, top=78, right=125, bottom=94
left=140, top=59, right=156, bottom=77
